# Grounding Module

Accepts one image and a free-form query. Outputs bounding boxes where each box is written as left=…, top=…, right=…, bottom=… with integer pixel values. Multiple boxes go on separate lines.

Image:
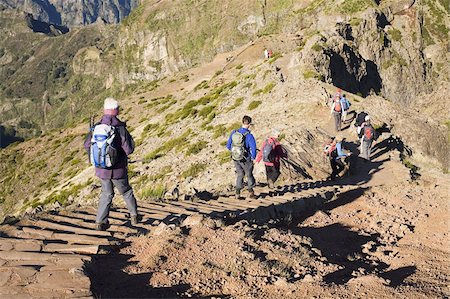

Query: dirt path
left=86, top=126, right=449, bottom=298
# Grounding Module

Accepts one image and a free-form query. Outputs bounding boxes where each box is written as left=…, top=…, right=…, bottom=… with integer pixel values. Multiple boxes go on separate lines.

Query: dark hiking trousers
left=330, top=158, right=345, bottom=179
left=332, top=111, right=342, bottom=131
left=234, top=160, right=255, bottom=193
left=265, top=165, right=281, bottom=183
left=97, top=177, right=138, bottom=224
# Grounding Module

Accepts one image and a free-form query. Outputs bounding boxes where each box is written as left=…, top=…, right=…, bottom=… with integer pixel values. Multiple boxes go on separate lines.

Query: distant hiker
left=84, top=97, right=139, bottom=230
left=341, top=94, right=351, bottom=123
left=324, top=135, right=352, bottom=180
left=330, top=89, right=345, bottom=131
left=268, top=49, right=273, bottom=58
left=264, top=48, right=269, bottom=59
left=255, top=129, right=287, bottom=189
left=359, top=115, right=375, bottom=161
left=226, top=115, right=257, bottom=199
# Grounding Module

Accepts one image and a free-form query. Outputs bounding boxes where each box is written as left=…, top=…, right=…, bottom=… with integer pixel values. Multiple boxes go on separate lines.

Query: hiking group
left=226, top=115, right=287, bottom=200
left=324, top=89, right=376, bottom=180
left=85, top=90, right=375, bottom=229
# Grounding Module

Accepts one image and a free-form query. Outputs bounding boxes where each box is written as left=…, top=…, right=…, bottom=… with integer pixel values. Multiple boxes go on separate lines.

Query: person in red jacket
left=255, top=130, right=287, bottom=189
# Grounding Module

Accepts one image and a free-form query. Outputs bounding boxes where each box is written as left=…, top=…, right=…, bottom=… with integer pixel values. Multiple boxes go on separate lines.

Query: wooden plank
left=42, top=244, right=99, bottom=255
left=42, top=215, right=136, bottom=235
left=35, top=220, right=112, bottom=237
left=0, top=251, right=90, bottom=262
left=60, top=211, right=124, bottom=225
left=21, top=227, right=114, bottom=245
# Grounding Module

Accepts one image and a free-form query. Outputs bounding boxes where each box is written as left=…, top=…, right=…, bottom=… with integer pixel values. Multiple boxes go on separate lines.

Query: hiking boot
left=131, top=215, right=139, bottom=226
left=248, top=191, right=257, bottom=200
left=235, top=193, right=243, bottom=200
left=267, top=180, right=274, bottom=190
left=95, top=222, right=109, bottom=231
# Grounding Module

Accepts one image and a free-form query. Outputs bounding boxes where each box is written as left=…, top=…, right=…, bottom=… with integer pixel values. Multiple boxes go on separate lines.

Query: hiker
left=330, top=89, right=345, bottom=132
left=324, top=135, right=352, bottom=180
left=255, top=129, right=287, bottom=189
left=226, top=115, right=257, bottom=199
left=359, top=115, right=375, bottom=161
left=84, top=97, right=139, bottom=230
left=264, top=48, right=269, bottom=59
left=341, top=94, right=351, bottom=123
left=268, top=49, right=273, bottom=58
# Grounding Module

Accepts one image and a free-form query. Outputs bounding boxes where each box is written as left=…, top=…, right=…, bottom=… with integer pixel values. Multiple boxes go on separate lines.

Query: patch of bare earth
left=89, top=172, right=449, bottom=298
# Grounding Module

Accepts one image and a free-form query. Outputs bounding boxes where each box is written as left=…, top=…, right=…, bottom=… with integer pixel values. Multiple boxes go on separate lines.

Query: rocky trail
left=1, top=127, right=449, bottom=298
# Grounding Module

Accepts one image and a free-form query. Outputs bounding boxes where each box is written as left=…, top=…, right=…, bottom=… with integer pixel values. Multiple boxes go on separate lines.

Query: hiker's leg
left=330, top=159, right=338, bottom=178
left=243, top=160, right=255, bottom=191
left=113, top=177, right=138, bottom=217
left=367, top=140, right=373, bottom=161
left=97, top=179, right=114, bottom=223
left=234, top=161, right=245, bottom=193
left=342, top=110, right=347, bottom=122
left=270, top=166, right=281, bottom=183
left=333, top=112, right=340, bottom=131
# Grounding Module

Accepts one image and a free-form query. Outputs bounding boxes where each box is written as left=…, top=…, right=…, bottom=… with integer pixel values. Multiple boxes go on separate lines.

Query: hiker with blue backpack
left=324, top=135, right=352, bottom=180
left=84, top=97, right=139, bottom=231
left=255, top=129, right=287, bottom=189
left=226, top=115, right=257, bottom=199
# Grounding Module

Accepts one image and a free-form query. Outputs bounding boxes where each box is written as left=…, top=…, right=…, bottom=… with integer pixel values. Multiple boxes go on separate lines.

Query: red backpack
left=334, top=99, right=342, bottom=112
left=364, top=126, right=373, bottom=141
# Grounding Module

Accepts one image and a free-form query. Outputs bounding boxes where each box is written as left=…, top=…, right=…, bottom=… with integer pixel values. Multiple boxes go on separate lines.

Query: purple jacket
left=84, top=115, right=135, bottom=179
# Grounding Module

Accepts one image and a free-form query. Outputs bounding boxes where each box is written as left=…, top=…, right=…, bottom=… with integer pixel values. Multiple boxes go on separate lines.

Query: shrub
left=262, top=82, right=275, bottom=93
left=227, top=97, right=244, bottom=111
left=248, top=100, right=262, bottom=110
left=194, top=80, right=209, bottom=91
left=388, top=28, right=402, bottom=42
left=311, top=43, right=323, bottom=52
left=144, top=129, right=192, bottom=161
left=268, top=52, right=282, bottom=64
left=235, top=63, right=244, bottom=70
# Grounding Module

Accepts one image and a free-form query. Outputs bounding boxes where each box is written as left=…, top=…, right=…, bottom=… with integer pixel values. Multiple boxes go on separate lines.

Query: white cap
left=365, top=115, right=370, bottom=121
left=104, top=97, right=119, bottom=110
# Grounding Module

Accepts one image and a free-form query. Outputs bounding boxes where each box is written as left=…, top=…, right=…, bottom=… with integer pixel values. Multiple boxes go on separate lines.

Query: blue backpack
left=90, top=124, right=119, bottom=168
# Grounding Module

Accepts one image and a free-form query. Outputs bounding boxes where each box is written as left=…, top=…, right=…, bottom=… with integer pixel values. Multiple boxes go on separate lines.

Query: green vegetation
left=182, top=163, right=207, bottom=178
left=144, top=129, right=192, bottom=161
left=186, top=140, right=208, bottom=156
left=140, top=184, right=166, bottom=201
left=268, top=52, right=282, bottom=64
left=248, top=100, right=262, bottom=110
left=253, top=82, right=276, bottom=96
left=338, top=0, right=375, bottom=14
left=194, top=80, right=209, bottom=92
left=235, top=63, right=244, bottom=70
left=388, top=28, right=402, bottom=42
left=216, top=151, right=231, bottom=165
left=227, top=97, right=244, bottom=111
left=311, top=43, right=323, bottom=52
left=303, top=69, right=324, bottom=81
left=423, top=0, right=449, bottom=43
left=382, top=50, right=408, bottom=69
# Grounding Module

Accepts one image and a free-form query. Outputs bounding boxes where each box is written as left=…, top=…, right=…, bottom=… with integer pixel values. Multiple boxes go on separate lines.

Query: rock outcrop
left=0, top=0, right=139, bottom=27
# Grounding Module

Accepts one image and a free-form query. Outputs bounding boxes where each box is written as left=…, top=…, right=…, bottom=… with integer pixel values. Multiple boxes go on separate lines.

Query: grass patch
left=235, top=63, right=244, bottom=70
left=388, top=28, right=402, bottom=42
left=144, top=129, right=192, bottom=161
left=268, top=52, right=282, bottom=64
left=216, top=151, right=231, bottom=165
left=193, top=80, right=209, bottom=91
left=248, top=100, right=262, bottom=110
left=303, top=69, right=324, bottom=81
left=186, top=140, right=208, bottom=156
left=311, top=43, right=323, bottom=52
left=141, top=184, right=166, bottom=200
left=227, top=97, right=244, bottom=111
left=182, top=163, right=207, bottom=178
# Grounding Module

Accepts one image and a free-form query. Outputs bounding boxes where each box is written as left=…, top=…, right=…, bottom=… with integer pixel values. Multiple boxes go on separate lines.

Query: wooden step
left=0, top=237, right=42, bottom=252
left=0, top=251, right=90, bottom=262
left=61, top=211, right=124, bottom=225
left=21, top=227, right=115, bottom=245
left=35, top=220, right=112, bottom=237
left=42, top=214, right=136, bottom=235
left=42, top=244, right=99, bottom=255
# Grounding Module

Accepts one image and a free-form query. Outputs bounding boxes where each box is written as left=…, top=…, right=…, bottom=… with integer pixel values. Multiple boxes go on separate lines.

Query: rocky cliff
left=0, top=0, right=139, bottom=27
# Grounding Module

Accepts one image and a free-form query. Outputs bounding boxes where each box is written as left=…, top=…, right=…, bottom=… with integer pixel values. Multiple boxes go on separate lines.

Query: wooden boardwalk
left=0, top=184, right=335, bottom=298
